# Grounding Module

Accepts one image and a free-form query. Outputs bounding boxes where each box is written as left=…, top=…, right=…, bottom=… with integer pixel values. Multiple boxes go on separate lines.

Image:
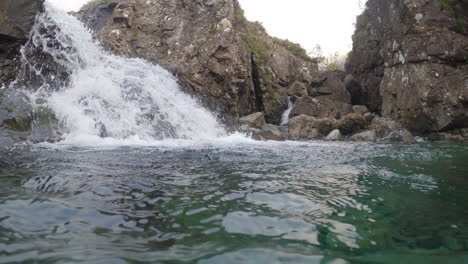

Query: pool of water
left=0, top=140, right=467, bottom=263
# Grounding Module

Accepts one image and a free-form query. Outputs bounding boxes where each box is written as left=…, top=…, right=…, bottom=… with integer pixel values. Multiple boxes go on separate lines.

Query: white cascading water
left=280, top=97, right=293, bottom=126
left=24, top=2, right=226, bottom=143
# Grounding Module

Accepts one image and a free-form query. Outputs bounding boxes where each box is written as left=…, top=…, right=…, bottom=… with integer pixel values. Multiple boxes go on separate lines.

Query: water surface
left=1, top=140, right=467, bottom=264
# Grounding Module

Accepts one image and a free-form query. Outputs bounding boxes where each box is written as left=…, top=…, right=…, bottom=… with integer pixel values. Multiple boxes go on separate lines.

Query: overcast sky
left=48, top=0, right=366, bottom=55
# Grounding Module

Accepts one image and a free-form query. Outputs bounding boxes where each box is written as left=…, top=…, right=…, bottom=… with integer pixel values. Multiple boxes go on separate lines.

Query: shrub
left=272, top=37, right=314, bottom=62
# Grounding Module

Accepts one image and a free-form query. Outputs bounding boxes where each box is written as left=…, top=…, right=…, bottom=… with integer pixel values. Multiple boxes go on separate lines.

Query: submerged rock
left=372, top=117, right=416, bottom=143
left=350, top=130, right=377, bottom=142
left=253, top=124, right=287, bottom=141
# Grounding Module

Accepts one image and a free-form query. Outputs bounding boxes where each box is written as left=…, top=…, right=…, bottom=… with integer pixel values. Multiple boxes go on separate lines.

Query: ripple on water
left=0, top=142, right=467, bottom=263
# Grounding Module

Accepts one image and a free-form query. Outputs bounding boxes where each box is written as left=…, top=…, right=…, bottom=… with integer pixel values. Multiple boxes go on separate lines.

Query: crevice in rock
left=250, top=52, right=265, bottom=113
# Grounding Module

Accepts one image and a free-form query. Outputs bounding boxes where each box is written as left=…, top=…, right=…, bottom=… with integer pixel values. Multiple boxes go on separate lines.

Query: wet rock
left=350, top=130, right=376, bottom=142
left=0, top=0, right=44, bottom=88
left=372, top=117, right=416, bottom=143
left=239, top=112, right=266, bottom=129
left=292, top=96, right=352, bottom=119
left=427, top=128, right=468, bottom=142
left=352, top=105, right=369, bottom=114
left=253, top=124, right=286, bottom=141
left=325, top=129, right=343, bottom=141
left=334, top=113, right=367, bottom=135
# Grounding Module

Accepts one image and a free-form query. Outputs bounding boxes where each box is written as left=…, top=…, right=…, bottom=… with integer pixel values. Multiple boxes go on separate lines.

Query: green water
left=0, top=141, right=467, bottom=263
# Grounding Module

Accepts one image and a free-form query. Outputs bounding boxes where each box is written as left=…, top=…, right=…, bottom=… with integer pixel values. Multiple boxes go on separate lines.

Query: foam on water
left=24, top=2, right=228, bottom=144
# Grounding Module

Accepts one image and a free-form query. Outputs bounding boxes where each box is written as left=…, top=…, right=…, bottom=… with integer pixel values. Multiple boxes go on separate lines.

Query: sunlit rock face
left=78, top=0, right=319, bottom=126
left=346, top=0, right=468, bottom=134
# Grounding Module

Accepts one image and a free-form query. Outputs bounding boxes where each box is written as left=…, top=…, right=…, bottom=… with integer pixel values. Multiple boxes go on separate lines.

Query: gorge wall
left=77, top=0, right=329, bottom=125
left=346, top=0, right=468, bottom=136
left=0, top=0, right=467, bottom=146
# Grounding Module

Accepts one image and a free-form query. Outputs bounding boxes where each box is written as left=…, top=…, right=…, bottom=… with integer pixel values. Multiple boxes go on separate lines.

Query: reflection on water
left=0, top=141, right=467, bottom=263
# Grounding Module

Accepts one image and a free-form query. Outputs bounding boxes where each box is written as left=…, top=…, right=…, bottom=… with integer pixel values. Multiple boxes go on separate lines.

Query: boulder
left=252, top=124, right=287, bottom=141
left=288, top=115, right=320, bottom=140
left=292, top=96, right=352, bottom=119
left=350, top=130, right=377, bottom=142
left=239, top=112, right=266, bottom=129
left=372, top=117, right=416, bottom=143
left=352, top=105, right=369, bottom=114
left=325, top=129, right=343, bottom=141
left=334, top=113, right=367, bottom=135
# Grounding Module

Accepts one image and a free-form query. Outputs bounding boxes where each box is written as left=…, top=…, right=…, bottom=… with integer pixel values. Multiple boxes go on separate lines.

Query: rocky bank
left=0, top=0, right=467, bottom=146
left=346, top=0, right=468, bottom=139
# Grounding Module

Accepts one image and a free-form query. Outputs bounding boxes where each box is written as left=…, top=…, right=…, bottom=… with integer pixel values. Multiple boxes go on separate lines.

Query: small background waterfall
left=19, top=3, right=226, bottom=143
left=280, top=96, right=293, bottom=126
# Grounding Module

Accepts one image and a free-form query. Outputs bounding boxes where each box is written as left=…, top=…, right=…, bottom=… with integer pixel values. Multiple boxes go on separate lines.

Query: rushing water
left=1, top=2, right=468, bottom=264
left=1, top=141, right=468, bottom=263
left=24, top=3, right=224, bottom=142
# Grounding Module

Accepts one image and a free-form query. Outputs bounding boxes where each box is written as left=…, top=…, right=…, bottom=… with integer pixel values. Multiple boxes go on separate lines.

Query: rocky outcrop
left=346, top=0, right=468, bottom=135
left=0, top=0, right=45, bottom=150
left=78, top=0, right=318, bottom=126
left=0, top=0, right=44, bottom=88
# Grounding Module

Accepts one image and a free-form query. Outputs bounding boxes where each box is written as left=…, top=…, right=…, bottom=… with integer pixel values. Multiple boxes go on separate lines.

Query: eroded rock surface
left=346, top=0, right=468, bottom=135
left=79, top=0, right=319, bottom=126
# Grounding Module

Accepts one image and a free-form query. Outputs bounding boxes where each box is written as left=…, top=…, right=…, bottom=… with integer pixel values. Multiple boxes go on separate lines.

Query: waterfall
left=280, top=97, right=293, bottom=126
left=20, top=2, right=226, bottom=142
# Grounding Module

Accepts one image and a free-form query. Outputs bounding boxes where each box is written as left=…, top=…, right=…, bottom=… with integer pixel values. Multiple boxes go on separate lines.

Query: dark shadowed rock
left=334, top=113, right=367, bottom=135
left=0, top=0, right=44, bottom=87
left=74, top=1, right=117, bottom=33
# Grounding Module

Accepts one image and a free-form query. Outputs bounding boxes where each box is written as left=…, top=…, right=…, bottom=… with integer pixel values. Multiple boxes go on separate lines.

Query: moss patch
left=81, top=0, right=113, bottom=10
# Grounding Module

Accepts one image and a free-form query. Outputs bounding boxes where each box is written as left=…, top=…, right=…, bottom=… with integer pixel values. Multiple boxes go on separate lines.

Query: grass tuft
left=80, top=0, right=113, bottom=10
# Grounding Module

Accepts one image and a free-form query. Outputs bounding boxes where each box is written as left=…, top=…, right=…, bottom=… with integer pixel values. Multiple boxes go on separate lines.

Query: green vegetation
left=80, top=0, right=112, bottom=10
left=272, top=37, right=314, bottom=62
left=263, top=70, right=274, bottom=85
left=4, top=116, right=32, bottom=132
left=267, top=90, right=280, bottom=102
left=208, top=27, right=218, bottom=35
left=131, top=28, right=140, bottom=37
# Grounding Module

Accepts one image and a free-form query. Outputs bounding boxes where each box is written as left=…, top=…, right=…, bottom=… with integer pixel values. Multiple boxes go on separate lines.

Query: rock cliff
left=346, top=0, right=468, bottom=135
left=78, top=0, right=322, bottom=125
